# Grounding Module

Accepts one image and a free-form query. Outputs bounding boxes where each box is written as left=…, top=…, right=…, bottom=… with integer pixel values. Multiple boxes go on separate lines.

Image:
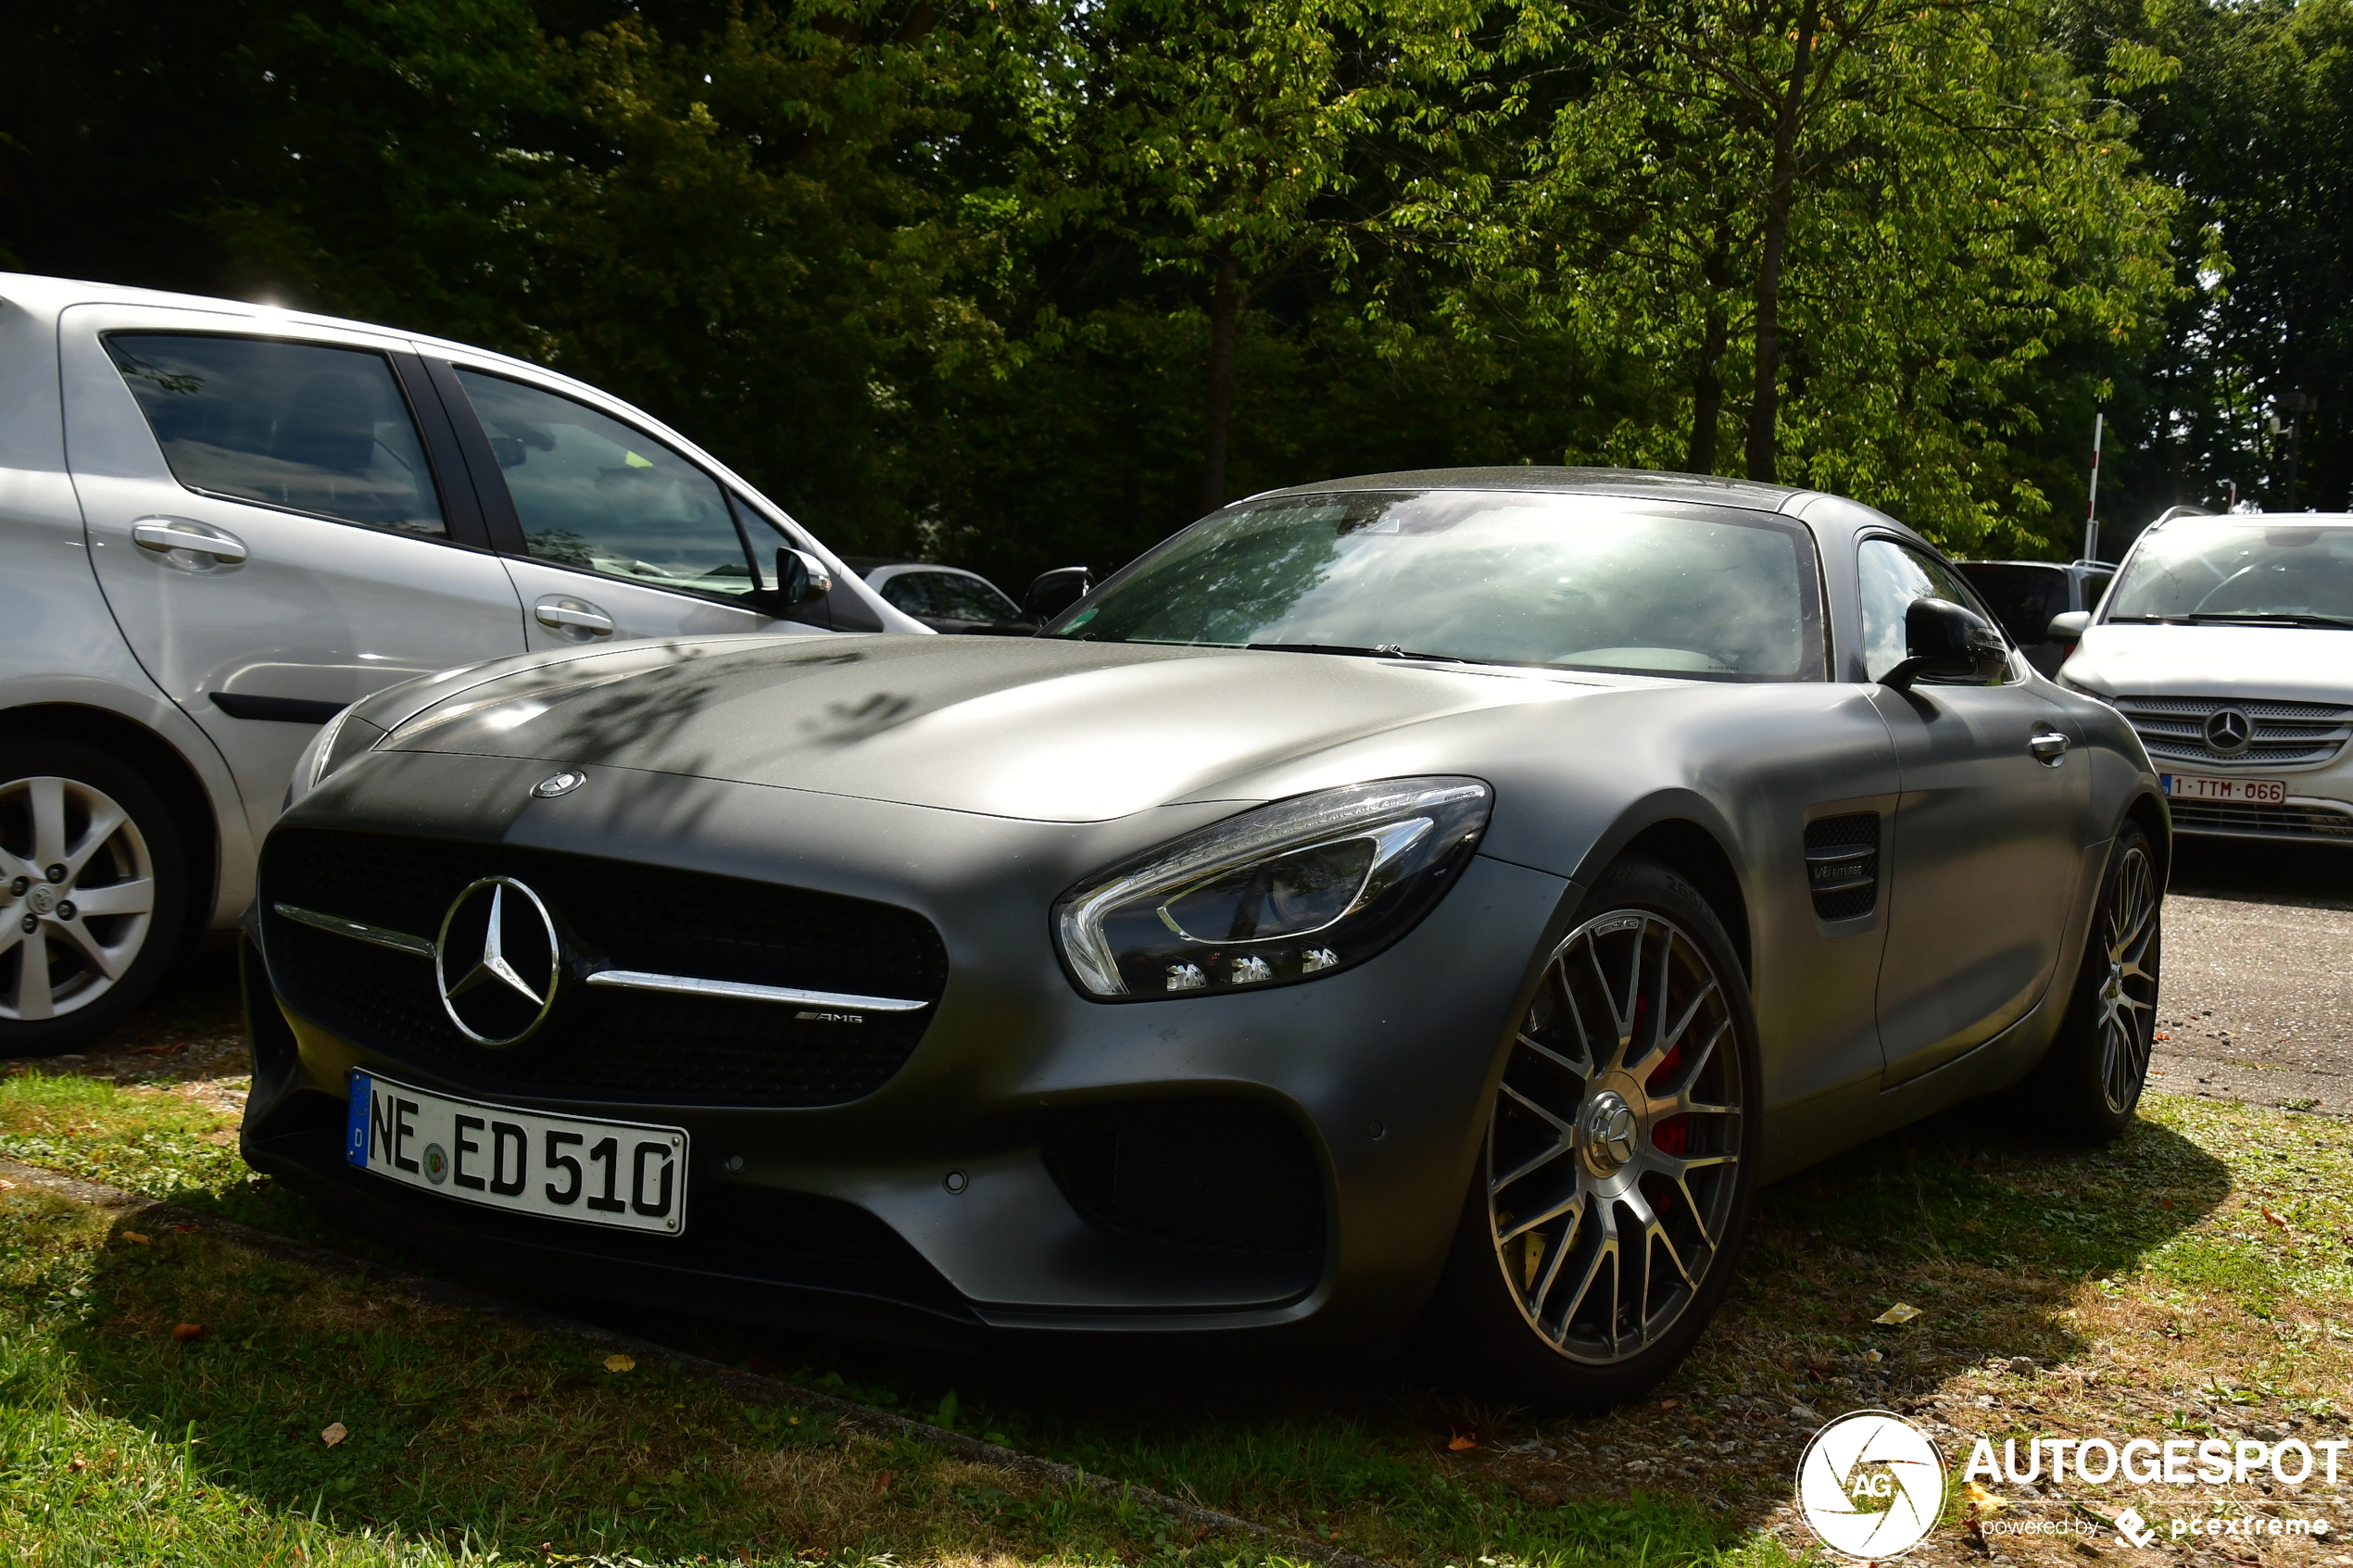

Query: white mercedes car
left=2054, top=511, right=2353, bottom=842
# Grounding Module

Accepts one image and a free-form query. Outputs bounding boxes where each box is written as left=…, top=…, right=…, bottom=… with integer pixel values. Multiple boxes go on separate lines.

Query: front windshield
left=2107, top=522, right=2353, bottom=625
left=1046, top=491, right=1824, bottom=681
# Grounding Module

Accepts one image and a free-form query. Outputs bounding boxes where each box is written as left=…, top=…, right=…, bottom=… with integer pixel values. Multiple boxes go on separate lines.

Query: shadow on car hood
left=380, top=634, right=1604, bottom=822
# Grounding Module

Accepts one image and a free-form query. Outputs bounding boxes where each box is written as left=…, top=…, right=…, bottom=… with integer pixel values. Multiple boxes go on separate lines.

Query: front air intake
left=1043, top=1099, right=1325, bottom=1261
left=1804, top=813, right=1881, bottom=922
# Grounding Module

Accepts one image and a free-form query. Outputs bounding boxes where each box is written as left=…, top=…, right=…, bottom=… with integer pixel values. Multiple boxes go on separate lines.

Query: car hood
left=370, top=634, right=1614, bottom=822
left=2061, top=622, right=2353, bottom=700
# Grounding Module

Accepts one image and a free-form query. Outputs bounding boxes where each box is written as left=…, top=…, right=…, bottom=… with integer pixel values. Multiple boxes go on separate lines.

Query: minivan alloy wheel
left=1, top=774, right=157, bottom=1021
left=1485, top=909, right=1744, bottom=1364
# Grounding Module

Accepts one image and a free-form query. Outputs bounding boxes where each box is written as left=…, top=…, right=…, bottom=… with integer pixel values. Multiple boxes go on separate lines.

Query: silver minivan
left=0, top=273, right=921, bottom=1054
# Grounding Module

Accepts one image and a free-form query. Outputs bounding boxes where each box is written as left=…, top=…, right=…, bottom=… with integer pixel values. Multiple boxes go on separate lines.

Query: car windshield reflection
left=1045, top=490, right=1825, bottom=682
left=2107, top=521, right=2353, bottom=626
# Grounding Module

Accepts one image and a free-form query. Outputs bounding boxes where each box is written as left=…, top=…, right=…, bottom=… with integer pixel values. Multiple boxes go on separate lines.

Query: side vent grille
left=1805, top=813, right=1881, bottom=922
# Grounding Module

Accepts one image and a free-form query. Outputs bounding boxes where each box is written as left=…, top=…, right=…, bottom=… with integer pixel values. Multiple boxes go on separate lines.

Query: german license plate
left=345, top=1072, right=686, bottom=1235
left=2162, top=773, right=2285, bottom=805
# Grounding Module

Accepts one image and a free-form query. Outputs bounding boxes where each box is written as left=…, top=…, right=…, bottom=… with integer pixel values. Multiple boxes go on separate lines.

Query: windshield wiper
left=1246, top=642, right=1466, bottom=662
left=2183, top=611, right=2353, bottom=629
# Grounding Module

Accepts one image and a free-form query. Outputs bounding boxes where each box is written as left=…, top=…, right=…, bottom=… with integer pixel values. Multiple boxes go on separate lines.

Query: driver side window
left=1858, top=538, right=2011, bottom=683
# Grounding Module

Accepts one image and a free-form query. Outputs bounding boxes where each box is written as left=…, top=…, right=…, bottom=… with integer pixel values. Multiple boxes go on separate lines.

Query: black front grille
left=2168, top=799, right=2353, bottom=840
left=2115, top=694, right=2353, bottom=770
left=259, top=829, right=948, bottom=1107
left=1043, top=1099, right=1325, bottom=1261
left=1804, top=812, right=1881, bottom=922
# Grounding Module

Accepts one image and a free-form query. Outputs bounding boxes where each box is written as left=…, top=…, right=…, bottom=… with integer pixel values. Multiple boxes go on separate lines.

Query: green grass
left=9, top=1065, right=2353, bottom=1567
left=0, top=1183, right=1301, bottom=1567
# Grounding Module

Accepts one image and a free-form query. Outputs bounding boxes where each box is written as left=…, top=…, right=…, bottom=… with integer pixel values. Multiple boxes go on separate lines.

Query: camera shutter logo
left=434, top=877, right=563, bottom=1047
left=1795, top=1410, right=1948, bottom=1560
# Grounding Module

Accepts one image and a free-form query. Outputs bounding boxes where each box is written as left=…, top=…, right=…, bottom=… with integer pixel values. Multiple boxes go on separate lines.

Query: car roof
left=2152, top=511, right=2353, bottom=526
left=1246, top=465, right=1810, bottom=511
left=0, top=270, right=570, bottom=395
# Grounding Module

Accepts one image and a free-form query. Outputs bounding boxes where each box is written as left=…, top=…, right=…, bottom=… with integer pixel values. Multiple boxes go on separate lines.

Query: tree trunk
left=1687, top=227, right=1733, bottom=474
left=1744, top=0, right=1820, bottom=483
left=1199, top=248, right=1243, bottom=516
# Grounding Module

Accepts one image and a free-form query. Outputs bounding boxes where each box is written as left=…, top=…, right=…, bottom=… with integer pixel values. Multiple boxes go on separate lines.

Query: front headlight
left=1054, top=776, right=1493, bottom=998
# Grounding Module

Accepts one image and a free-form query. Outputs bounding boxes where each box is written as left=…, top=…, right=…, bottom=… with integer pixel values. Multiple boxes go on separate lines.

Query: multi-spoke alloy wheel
left=0, top=773, right=158, bottom=1022
left=0, top=740, right=187, bottom=1054
left=1486, top=906, right=1745, bottom=1365
left=2033, top=819, right=2163, bottom=1142
left=2095, top=843, right=2159, bottom=1116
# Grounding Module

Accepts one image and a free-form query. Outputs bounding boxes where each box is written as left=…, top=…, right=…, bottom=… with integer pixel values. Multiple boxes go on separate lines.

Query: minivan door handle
left=534, top=595, right=615, bottom=639
left=132, top=516, right=247, bottom=565
left=2029, top=730, right=2070, bottom=766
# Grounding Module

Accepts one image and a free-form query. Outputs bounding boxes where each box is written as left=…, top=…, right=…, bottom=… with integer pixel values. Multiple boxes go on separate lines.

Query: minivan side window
left=454, top=370, right=757, bottom=600
left=105, top=334, right=447, bottom=536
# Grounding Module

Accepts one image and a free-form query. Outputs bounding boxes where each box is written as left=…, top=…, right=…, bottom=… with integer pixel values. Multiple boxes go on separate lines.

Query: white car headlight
left=1053, top=777, right=1493, bottom=998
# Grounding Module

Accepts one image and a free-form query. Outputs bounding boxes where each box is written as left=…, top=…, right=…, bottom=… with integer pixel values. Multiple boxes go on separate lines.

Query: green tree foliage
left=1488, top=0, right=2177, bottom=552
left=2046, top=0, right=2353, bottom=546
left=1, top=0, right=2196, bottom=577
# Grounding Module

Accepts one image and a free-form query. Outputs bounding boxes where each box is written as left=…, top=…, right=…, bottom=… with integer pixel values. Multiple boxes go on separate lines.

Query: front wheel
left=1425, top=856, right=1761, bottom=1412
left=2029, top=820, right=2161, bottom=1142
left=0, top=737, right=190, bottom=1056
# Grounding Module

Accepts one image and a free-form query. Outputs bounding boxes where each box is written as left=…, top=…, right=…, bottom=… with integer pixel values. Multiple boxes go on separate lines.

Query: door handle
left=132, top=517, right=247, bottom=565
left=535, top=596, right=614, bottom=638
left=2029, top=730, right=2070, bottom=766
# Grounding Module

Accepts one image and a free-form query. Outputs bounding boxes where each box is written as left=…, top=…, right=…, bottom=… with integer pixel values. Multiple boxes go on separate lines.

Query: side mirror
left=2046, top=610, right=2091, bottom=641
left=774, top=547, right=835, bottom=607
left=1881, top=597, right=2007, bottom=692
left=1024, top=565, right=1093, bottom=623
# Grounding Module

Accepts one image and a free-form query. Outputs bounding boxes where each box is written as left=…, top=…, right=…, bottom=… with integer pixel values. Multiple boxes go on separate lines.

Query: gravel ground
left=2156, top=836, right=2353, bottom=1117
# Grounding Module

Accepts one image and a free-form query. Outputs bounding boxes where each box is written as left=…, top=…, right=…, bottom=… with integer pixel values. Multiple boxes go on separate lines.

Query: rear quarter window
left=105, top=333, right=446, bottom=536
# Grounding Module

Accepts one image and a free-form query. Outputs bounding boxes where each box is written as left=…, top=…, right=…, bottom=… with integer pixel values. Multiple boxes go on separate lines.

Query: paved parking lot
left=2156, top=836, right=2353, bottom=1116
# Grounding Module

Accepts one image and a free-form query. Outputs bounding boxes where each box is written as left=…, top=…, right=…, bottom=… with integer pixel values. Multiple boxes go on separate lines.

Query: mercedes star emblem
left=533, top=770, right=585, bottom=798
left=434, top=877, right=562, bottom=1047
left=2203, top=707, right=2254, bottom=756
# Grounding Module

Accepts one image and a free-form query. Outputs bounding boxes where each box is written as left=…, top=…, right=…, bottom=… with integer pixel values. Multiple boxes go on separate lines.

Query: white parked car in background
left=0, top=272, right=919, bottom=1054
left=2054, top=511, right=2353, bottom=842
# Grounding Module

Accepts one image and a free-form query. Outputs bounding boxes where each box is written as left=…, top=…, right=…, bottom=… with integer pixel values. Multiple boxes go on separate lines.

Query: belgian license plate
left=345, top=1072, right=687, bottom=1235
left=2162, top=773, right=2285, bottom=805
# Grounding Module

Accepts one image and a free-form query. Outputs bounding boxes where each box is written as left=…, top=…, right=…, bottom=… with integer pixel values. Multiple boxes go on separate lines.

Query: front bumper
left=241, top=751, right=1571, bottom=1346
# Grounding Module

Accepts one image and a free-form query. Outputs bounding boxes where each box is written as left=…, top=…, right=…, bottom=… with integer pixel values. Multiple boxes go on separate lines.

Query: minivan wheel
left=2030, top=820, right=2161, bottom=1143
left=1425, top=856, right=1761, bottom=1412
left=0, top=738, right=189, bottom=1056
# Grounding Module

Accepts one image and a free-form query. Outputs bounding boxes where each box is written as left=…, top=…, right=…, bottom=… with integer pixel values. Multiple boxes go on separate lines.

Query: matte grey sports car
left=241, top=469, right=2167, bottom=1408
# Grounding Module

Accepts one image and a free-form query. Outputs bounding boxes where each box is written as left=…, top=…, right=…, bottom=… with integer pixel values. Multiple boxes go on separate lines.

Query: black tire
left=2028, top=819, right=2161, bottom=1143
left=0, top=735, right=190, bottom=1057
left=1423, top=855, right=1762, bottom=1413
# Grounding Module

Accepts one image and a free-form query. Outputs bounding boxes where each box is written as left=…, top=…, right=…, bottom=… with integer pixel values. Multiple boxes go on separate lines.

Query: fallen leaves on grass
left=128, top=1043, right=186, bottom=1058
left=119, top=1231, right=149, bottom=1245
left=1873, top=1301, right=1923, bottom=1324
left=170, top=1323, right=204, bottom=1344
left=321, top=1423, right=347, bottom=1448
left=604, top=1353, right=636, bottom=1374
left=1446, top=1426, right=1478, bottom=1451
left=2262, top=1208, right=2291, bottom=1229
